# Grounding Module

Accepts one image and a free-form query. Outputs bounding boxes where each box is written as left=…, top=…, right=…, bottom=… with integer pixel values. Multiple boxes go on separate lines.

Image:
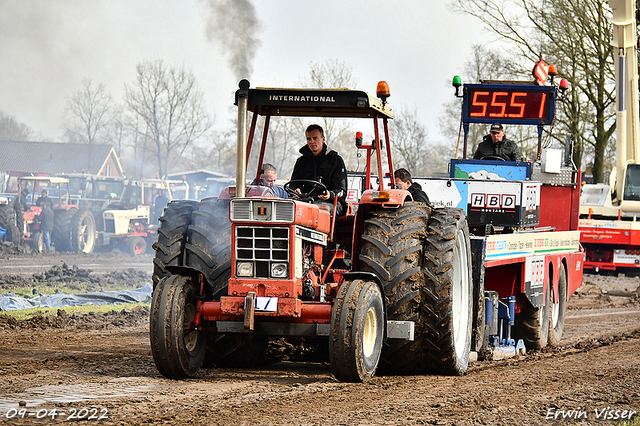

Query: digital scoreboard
left=462, top=84, right=556, bottom=126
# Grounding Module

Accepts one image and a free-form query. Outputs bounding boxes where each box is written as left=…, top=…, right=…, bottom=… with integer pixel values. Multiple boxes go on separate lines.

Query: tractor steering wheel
left=480, top=155, right=506, bottom=161
left=284, top=179, right=328, bottom=201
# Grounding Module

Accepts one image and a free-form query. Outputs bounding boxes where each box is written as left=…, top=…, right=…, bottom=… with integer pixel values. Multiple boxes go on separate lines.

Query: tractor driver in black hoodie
left=290, top=124, right=347, bottom=216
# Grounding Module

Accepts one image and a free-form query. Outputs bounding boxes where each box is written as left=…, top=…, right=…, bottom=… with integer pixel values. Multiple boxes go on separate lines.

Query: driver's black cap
left=490, top=123, right=503, bottom=132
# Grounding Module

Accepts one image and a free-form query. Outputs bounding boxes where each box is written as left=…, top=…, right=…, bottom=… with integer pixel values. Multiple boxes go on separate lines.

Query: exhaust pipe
left=236, top=79, right=250, bottom=198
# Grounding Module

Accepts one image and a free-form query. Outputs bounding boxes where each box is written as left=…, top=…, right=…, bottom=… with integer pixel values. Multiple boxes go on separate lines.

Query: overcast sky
left=0, top=0, right=490, bottom=143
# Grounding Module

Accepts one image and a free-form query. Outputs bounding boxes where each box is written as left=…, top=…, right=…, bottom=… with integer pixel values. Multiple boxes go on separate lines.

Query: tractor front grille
left=105, top=218, right=115, bottom=233
left=230, top=199, right=295, bottom=223
left=235, top=226, right=289, bottom=278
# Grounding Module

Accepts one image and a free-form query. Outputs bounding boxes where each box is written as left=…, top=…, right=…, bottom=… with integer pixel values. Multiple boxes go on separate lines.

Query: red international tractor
left=150, top=80, right=474, bottom=382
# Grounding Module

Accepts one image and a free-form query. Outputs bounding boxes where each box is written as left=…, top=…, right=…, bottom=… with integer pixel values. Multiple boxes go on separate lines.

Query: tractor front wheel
left=128, top=236, right=147, bottom=256
left=330, top=279, right=384, bottom=383
left=150, top=274, right=206, bottom=379
left=32, top=232, right=44, bottom=252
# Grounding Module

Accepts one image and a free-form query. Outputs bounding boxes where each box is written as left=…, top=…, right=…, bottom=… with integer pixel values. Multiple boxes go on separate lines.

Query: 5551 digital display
left=463, top=84, right=556, bottom=125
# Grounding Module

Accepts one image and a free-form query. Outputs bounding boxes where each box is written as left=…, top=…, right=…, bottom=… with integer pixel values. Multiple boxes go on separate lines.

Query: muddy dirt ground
left=1, top=244, right=639, bottom=425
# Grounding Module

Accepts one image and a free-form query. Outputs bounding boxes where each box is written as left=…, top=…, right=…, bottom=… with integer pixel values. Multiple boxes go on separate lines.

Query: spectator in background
left=36, top=190, right=52, bottom=207
left=253, top=163, right=288, bottom=198
left=394, top=168, right=430, bottom=204
left=38, top=201, right=54, bottom=251
left=19, top=188, right=29, bottom=211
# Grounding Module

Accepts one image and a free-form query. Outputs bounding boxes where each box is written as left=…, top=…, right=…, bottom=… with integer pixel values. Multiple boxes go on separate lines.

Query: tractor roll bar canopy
left=235, top=87, right=394, bottom=119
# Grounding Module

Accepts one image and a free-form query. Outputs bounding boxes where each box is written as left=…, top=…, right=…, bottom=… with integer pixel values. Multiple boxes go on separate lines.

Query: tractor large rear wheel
left=359, top=202, right=431, bottom=374
left=150, top=274, right=206, bottom=379
left=359, top=205, right=473, bottom=376
left=70, top=209, right=96, bottom=253
left=185, top=198, right=231, bottom=297
left=0, top=203, right=14, bottom=229
left=7, top=224, right=21, bottom=246
left=52, top=209, right=74, bottom=252
left=13, top=201, right=24, bottom=246
left=152, top=200, right=198, bottom=288
left=421, top=208, right=473, bottom=375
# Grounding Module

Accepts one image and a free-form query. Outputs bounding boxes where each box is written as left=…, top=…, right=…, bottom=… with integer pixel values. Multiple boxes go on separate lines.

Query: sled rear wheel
left=548, top=263, right=567, bottom=346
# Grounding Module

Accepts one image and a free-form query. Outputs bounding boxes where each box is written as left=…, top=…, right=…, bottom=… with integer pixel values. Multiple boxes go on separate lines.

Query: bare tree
left=453, top=0, right=616, bottom=182
left=64, top=78, right=112, bottom=145
left=299, top=59, right=358, bottom=146
left=390, top=106, right=431, bottom=176
left=125, top=60, right=212, bottom=178
left=0, top=110, right=34, bottom=141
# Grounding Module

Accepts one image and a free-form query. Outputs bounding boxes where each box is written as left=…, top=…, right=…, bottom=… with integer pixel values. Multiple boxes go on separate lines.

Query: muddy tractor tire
left=127, top=236, right=147, bottom=256
left=32, top=231, right=45, bottom=253
left=0, top=201, right=23, bottom=245
left=150, top=274, right=206, bottom=379
left=70, top=209, right=96, bottom=253
left=421, top=207, right=473, bottom=375
left=7, top=223, right=21, bottom=246
left=14, top=200, right=24, bottom=244
left=53, top=208, right=96, bottom=253
left=358, top=203, right=430, bottom=374
left=513, top=274, right=550, bottom=350
left=359, top=205, right=473, bottom=376
left=0, top=203, right=14, bottom=229
left=330, top=279, right=384, bottom=382
left=152, top=200, right=198, bottom=288
left=185, top=198, right=232, bottom=297
left=52, top=209, right=74, bottom=252
left=548, top=263, right=568, bottom=347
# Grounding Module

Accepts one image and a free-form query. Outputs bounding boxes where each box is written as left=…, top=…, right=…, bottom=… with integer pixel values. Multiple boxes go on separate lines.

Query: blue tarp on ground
left=0, top=284, right=152, bottom=311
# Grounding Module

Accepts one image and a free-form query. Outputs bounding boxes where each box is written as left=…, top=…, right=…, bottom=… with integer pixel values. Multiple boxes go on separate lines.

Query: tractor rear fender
left=359, top=189, right=411, bottom=207
left=163, top=265, right=213, bottom=296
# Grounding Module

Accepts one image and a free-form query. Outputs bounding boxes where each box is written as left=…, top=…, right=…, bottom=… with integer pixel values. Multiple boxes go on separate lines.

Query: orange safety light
left=548, top=64, right=557, bottom=77
left=559, top=79, right=569, bottom=90
left=372, top=191, right=390, bottom=201
left=377, top=81, right=390, bottom=103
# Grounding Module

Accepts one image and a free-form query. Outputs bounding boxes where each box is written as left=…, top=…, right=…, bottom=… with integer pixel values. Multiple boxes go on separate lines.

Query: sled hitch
left=244, top=291, right=256, bottom=331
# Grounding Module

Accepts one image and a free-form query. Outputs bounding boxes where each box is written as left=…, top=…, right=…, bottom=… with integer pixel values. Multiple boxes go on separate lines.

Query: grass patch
left=3, top=281, right=144, bottom=297
left=2, top=301, right=149, bottom=320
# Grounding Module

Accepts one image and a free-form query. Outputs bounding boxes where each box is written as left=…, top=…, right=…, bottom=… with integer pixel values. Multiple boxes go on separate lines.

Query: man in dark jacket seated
left=473, top=123, right=521, bottom=161
left=290, top=124, right=347, bottom=216
left=394, top=168, right=430, bottom=204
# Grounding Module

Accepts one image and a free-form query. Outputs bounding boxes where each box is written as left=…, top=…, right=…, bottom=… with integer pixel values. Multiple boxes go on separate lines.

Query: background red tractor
left=15, top=176, right=96, bottom=253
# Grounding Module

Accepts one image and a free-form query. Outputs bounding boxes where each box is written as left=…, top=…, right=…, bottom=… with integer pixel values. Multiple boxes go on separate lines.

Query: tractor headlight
left=236, top=262, right=254, bottom=277
left=271, top=263, right=288, bottom=278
